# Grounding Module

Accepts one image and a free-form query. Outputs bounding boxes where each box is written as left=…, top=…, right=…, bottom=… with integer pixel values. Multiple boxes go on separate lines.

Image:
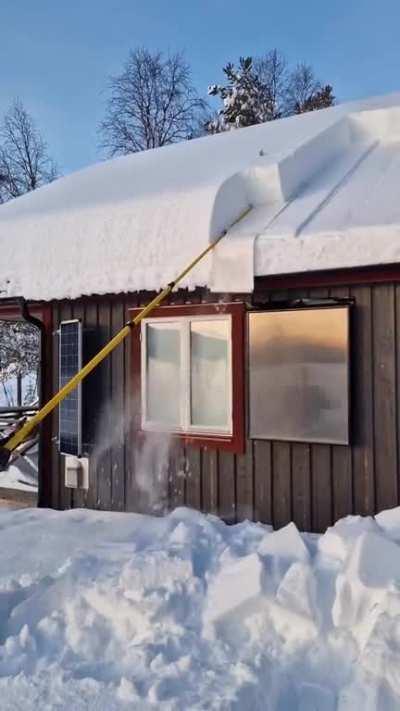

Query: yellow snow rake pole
left=0, top=206, right=251, bottom=467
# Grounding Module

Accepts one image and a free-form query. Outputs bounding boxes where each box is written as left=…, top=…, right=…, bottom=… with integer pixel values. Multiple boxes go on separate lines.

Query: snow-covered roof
left=1, top=92, right=400, bottom=301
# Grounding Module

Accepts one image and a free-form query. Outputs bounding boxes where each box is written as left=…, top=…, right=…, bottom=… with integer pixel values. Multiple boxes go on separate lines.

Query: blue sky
left=1, top=0, right=399, bottom=174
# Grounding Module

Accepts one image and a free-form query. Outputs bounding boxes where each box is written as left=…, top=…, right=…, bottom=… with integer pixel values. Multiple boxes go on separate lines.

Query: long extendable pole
left=0, top=206, right=251, bottom=468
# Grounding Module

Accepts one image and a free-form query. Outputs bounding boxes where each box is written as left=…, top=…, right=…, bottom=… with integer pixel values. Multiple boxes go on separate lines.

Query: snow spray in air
left=92, top=394, right=174, bottom=513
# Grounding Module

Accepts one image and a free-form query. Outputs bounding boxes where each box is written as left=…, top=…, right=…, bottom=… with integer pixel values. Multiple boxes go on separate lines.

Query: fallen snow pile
left=1, top=507, right=400, bottom=709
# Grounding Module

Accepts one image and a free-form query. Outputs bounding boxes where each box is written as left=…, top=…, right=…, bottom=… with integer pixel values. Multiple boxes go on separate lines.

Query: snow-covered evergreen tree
left=207, top=57, right=274, bottom=133
left=207, top=53, right=335, bottom=133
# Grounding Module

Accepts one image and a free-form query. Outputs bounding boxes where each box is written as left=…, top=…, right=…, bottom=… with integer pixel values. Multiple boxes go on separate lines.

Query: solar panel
left=59, top=320, right=82, bottom=456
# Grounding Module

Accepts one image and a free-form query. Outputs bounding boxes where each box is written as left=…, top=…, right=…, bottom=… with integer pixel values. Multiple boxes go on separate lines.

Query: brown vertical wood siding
left=42, top=277, right=400, bottom=532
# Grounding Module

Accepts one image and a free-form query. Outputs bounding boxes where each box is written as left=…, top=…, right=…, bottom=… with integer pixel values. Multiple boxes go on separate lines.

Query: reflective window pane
left=190, top=319, right=230, bottom=428
left=146, top=323, right=181, bottom=425
left=249, top=307, right=349, bottom=444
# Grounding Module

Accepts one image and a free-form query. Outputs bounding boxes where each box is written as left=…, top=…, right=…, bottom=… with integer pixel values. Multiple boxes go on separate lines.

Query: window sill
left=134, top=427, right=244, bottom=453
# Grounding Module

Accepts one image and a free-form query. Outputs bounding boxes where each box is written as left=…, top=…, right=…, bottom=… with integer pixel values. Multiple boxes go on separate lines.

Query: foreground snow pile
left=1, top=508, right=400, bottom=709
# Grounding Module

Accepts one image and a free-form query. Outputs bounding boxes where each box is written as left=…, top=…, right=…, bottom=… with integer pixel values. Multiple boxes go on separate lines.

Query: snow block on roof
left=2, top=93, right=400, bottom=300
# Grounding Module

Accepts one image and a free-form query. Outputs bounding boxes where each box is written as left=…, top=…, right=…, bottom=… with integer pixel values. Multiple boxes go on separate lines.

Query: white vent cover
left=64, top=455, right=89, bottom=490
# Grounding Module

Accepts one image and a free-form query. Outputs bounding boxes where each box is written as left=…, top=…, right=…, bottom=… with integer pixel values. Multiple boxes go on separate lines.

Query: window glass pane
left=249, top=307, right=349, bottom=444
left=190, top=319, right=230, bottom=428
left=146, top=323, right=181, bottom=425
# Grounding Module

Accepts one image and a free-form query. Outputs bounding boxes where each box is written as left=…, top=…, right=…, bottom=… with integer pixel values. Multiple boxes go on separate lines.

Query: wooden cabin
left=1, top=93, right=400, bottom=531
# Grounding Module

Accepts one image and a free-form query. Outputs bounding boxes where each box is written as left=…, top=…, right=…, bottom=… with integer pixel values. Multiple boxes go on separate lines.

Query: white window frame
left=141, top=314, right=233, bottom=436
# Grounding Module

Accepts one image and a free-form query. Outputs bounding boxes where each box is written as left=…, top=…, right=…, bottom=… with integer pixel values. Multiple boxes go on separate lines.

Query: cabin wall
left=44, top=279, right=400, bottom=532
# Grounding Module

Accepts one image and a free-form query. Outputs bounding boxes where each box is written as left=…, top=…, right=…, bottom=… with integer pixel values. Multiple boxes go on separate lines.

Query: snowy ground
left=0, top=463, right=38, bottom=493
left=0, top=451, right=38, bottom=493
left=1, top=507, right=400, bottom=709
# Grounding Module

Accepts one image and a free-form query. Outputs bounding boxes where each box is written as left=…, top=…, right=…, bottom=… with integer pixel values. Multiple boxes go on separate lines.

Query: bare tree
left=254, top=49, right=288, bottom=119
left=100, top=48, right=208, bottom=156
left=0, top=100, right=58, bottom=203
left=286, top=63, right=334, bottom=114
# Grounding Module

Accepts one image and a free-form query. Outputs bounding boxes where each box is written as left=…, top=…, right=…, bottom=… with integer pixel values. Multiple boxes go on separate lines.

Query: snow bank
left=2, top=93, right=400, bottom=300
left=1, top=507, right=400, bottom=708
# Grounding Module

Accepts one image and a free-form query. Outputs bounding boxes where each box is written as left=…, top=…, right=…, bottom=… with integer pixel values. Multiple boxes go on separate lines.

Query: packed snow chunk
left=203, top=552, right=265, bottom=635
left=333, top=530, right=400, bottom=649
left=318, top=515, right=380, bottom=562
left=120, top=550, right=194, bottom=600
left=343, top=530, right=400, bottom=589
left=276, top=561, right=316, bottom=620
left=258, top=522, right=310, bottom=563
left=375, top=505, right=400, bottom=541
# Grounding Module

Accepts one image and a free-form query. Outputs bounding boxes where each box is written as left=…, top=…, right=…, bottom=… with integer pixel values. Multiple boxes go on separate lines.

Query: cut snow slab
left=203, top=552, right=265, bottom=634
left=258, top=521, right=310, bottom=563
left=333, top=530, right=400, bottom=650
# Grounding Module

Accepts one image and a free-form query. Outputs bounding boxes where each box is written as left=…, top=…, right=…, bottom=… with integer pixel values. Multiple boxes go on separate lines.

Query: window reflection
left=146, top=323, right=181, bottom=425
left=190, top=320, right=229, bottom=428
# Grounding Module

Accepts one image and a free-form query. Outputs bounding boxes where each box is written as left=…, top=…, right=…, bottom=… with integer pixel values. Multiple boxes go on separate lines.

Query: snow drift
left=1, top=506, right=400, bottom=708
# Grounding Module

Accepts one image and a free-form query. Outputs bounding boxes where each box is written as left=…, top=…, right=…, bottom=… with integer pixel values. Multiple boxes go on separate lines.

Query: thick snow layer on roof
left=1, top=505, right=400, bottom=708
left=1, top=92, right=400, bottom=301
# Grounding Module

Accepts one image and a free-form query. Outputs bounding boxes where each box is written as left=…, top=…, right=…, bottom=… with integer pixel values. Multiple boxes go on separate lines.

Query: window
left=130, top=303, right=245, bottom=452
left=248, top=306, right=350, bottom=445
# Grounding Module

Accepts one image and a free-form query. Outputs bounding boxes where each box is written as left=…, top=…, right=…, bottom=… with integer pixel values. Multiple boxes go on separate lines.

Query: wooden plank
left=255, top=262, right=400, bottom=293
left=306, top=286, right=332, bottom=532
left=373, top=284, right=398, bottom=511
left=95, top=299, right=112, bottom=510
left=185, top=447, right=201, bottom=511
left=311, top=445, right=332, bottom=532
left=110, top=300, right=125, bottom=512
left=37, top=304, right=53, bottom=509
left=291, top=443, right=311, bottom=531
left=169, top=441, right=186, bottom=511
left=218, top=452, right=236, bottom=523
left=350, top=286, right=375, bottom=515
left=332, top=447, right=353, bottom=521
left=58, top=301, right=74, bottom=510
left=236, top=441, right=254, bottom=521
left=124, top=296, right=139, bottom=512
left=50, top=303, right=61, bottom=509
left=201, top=448, right=218, bottom=515
left=330, top=286, right=353, bottom=521
left=253, top=440, right=272, bottom=524
left=82, top=300, right=99, bottom=509
left=272, top=441, right=291, bottom=528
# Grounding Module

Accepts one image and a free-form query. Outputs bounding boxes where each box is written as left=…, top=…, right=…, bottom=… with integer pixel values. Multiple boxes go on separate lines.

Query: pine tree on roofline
left=207, top=52, right=335, bottom=133
left=207, top=57, right=274, bottom=133
left=294, top=85, right=335, bottom=114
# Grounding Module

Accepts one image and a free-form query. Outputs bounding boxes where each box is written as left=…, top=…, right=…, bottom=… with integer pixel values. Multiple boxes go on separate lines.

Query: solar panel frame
left=58, top=319, right=83, bottom=456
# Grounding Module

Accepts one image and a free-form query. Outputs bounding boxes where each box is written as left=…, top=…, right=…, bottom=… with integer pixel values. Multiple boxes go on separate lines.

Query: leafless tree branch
left=0, top=99, right=58, bottom=203
left=99, top=48, right=208, bottom=156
